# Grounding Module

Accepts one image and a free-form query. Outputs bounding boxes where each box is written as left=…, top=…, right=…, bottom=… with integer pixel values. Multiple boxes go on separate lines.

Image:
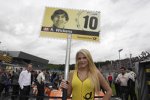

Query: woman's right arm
left=60, top=71, right=73, bottom=97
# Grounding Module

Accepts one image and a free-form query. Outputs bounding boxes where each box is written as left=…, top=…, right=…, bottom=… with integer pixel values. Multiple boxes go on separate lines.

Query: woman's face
left=77, top=52, right=89, bottom=69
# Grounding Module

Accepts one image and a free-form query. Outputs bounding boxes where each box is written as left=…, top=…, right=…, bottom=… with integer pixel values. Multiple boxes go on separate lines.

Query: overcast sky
left=0, top=0, right=150, bottom=64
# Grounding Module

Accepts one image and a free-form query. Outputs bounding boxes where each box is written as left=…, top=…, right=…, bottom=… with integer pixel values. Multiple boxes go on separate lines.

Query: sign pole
left=62, top=33, right=72, bottom=100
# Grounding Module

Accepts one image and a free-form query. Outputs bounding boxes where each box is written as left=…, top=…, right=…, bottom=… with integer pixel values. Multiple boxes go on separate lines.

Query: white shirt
left=36, top=72, right=45, bottom=84
left=18, top=70, right=31, bottom=89
left=128, top=71, right=136, bottom=81
left=116, top=73, right=129, bottom=86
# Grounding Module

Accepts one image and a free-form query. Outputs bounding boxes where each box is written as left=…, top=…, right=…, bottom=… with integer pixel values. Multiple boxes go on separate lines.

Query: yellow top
left=72, top=70, right=95, bottom=100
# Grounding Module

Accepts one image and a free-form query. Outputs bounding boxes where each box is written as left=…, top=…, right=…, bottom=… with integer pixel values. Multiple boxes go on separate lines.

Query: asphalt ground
left=0, top=94, right=121, bottom=100
left=0, top=87, right=121, bottom=100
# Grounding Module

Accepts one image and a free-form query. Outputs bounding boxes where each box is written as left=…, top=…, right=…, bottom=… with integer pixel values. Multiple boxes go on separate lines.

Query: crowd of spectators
left=103, top=67, right=137, bottom=100
left=0, top=62, right=138, bottom=100
left=0, top=64, right=63, bottom=100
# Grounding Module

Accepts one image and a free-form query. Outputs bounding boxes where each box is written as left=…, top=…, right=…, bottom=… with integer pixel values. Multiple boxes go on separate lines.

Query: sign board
left=40, top=7, right=100, bottom=42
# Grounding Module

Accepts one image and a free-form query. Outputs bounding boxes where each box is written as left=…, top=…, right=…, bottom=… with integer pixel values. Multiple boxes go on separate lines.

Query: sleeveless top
left=72, top=70, right=95, bottom=100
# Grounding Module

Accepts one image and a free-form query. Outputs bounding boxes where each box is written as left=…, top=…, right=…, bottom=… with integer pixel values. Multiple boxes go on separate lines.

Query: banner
left=40, top=7, right=100, bottom=42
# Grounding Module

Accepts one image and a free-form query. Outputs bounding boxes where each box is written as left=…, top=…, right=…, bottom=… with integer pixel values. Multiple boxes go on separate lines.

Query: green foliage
left=47, top=64, right=64, bottom=71
left=47, top=64, right=75, bottom=71
left=95, top=61, right=111, bottom=68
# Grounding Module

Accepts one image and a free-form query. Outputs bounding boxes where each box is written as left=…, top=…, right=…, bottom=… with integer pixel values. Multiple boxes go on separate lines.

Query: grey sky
left=0, top=0, right=150, bottom=64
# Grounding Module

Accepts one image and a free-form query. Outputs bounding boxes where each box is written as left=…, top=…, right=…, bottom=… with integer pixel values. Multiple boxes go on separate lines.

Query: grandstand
left=0, top=51, right=12, bottom=63
left=0, top=51, right=49, bottom=69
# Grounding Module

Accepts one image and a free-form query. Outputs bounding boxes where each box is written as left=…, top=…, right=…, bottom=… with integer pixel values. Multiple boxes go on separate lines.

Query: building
left=135, top=59, right=150, bottom=100
left=0, top=51, right=49, bottom=69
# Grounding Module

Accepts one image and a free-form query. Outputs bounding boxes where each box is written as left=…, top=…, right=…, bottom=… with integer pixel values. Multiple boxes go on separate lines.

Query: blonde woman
left=61, top=49, right=112, bottom=100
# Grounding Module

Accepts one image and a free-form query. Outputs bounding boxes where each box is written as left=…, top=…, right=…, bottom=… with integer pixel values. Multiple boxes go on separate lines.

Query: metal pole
left=118, top=49, right=123, bottom=67
left=62, top=33, right=72, bottom=100
left=0, top=41, right=1, bottom=50
left=119, top=51, right=120, bottom=67
left=0, top=41, right=2, bottom=53
left=119, top=51, right=120, bottom=60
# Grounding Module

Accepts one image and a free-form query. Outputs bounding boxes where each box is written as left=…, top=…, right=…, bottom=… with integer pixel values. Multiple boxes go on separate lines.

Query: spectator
left=115, top=67, right=129, bottom=100
left=127, top=68, right=137, bottom=100
left=107, top=73, right=113, bottom=87
left=0, top=69, right=10, bottom=97
left=11, top=70, right=20, bottom=100
left=5, top=70, right=12, bottom=96
left=18, top=64, right=33, bottom=100
left=0, top=67, right=5, bottom=97
left=36, top=69, right=46, bottom=100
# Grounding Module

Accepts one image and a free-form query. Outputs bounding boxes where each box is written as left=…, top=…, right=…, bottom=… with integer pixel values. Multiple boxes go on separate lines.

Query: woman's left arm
left=98, top=71, right=112, bottom=100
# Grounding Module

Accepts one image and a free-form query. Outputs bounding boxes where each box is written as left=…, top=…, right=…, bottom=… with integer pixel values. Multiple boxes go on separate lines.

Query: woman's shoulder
left=95, top=69, right=101, bottom=75
left=69, top=70, right=76, bottom=75
left=69, top=70, right=76, bottom=81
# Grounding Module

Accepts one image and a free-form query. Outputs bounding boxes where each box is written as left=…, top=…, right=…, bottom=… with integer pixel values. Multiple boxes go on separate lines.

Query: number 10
left=83, top=15, right=98, bottom=30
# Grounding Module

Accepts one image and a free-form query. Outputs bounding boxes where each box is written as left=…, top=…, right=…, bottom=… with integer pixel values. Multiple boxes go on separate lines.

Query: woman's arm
left=60, top=71, right=73, bottom=97
left=98, top=71, right=112, bottom=100
left=60, top=80, right=72, bottom=96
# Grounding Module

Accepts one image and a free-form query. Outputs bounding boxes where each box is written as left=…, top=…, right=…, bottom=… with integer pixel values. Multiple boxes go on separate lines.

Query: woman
left=61, top=49, right=112, bottom=100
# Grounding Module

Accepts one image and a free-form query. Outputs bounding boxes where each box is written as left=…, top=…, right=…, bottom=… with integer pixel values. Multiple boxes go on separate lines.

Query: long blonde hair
left=75, top=49, right=100, bottom=92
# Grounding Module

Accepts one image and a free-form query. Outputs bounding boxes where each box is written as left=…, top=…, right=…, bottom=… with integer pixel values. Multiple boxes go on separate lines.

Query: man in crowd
left=115, top=67, right=129, bottom=100
left=127, top=68, right=137, bottom=100
left=36, top=69, right=46, bottom=100
left=0, top=67, right=10, bottom=97
left=11, top=68, right=20, bottom=100
left=18, top=63, right=33, bottom=100
left=0, top=67, right=5, bottom=97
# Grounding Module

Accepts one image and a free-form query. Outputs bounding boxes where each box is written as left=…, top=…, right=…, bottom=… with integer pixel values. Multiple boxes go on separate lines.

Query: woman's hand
left=60, top=79, right=69, bottom=89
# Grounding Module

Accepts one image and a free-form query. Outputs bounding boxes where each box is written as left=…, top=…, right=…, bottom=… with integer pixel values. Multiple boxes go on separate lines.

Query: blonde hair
left=75, top=49, right=100, bottom=92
